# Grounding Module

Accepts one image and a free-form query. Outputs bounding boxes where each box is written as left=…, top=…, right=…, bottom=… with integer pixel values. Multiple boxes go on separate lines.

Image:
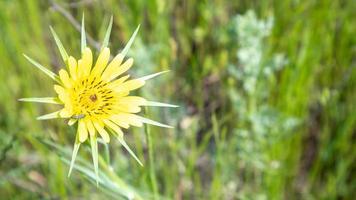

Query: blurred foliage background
left=0, top=0, right=355, bottom=199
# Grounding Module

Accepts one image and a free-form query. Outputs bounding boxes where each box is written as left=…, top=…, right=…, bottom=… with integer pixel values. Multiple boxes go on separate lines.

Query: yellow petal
left=86, top=119, right=96, bottom=136
left=101, top=53, right=124, bottom=81
left=54, top=84, right=65, bottom=94
left=108, top=58, right=133, bottom=81
left=68, top=56, right=77, bottom=80
left=54, top=85, right=68, bottom=103
left=114, top=58, right=133, bottom=76
left=118, top=96, right=146, bottom=106
left=59, top=69, right=72, bottom=88
left=103, top=119, right=124, bottom=137
left=92, top=47, right=110, bottom=76
left=113, top=104, right=141, bottom=113
left=115, top=113, right=143, bottom=127
left=59, top=108, right=71, bottom=118
left=112, top=79, right=145, bottom=93
left=110, top=115, right=130, bottom=129
left=82, top=47, right=93, bottom=76
left=114, top=91, right=130, bottom=98
left=114, top=96, right=146, bottom=113
left=93, top=121, right=110, bottom=143
left=77, top=59, right=84, bottom=79
left=78, top=120, right=88, bottom=143
left=102, top=56, right=133, bottom=82
left=108, top=75, right=130, bottom=89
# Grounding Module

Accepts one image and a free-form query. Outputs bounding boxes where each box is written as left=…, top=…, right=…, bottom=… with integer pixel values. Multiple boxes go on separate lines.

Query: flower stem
left=145, top=108, right=158, bottom=199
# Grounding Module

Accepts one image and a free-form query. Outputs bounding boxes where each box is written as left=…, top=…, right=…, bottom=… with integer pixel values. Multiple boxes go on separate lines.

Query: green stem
left=145, top=108, right=158, bottom=199
left=98, top=156, right=144, bottom=200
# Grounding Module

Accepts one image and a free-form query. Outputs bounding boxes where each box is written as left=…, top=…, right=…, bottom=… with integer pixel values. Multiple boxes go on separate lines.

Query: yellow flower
left=20, top=16, right=177, bottom=181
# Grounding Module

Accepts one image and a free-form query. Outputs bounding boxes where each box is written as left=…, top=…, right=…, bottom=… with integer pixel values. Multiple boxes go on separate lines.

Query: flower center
left=69, top=76, right=116, bottom=118
left=90, top=94, right=98, bottom=102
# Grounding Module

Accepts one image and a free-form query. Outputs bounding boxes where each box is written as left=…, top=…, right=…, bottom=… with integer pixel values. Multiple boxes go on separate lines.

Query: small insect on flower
left=71, top=114, right=85, bottom=119
left=19, top=15, right=178, bottom=183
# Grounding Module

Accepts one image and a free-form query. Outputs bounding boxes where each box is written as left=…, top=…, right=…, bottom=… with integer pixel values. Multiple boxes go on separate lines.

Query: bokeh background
left=0, top=0, right=355, bottom=199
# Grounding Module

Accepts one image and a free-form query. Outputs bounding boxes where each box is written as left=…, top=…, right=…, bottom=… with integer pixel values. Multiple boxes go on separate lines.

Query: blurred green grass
left=0, top=0, right=355, bottom=199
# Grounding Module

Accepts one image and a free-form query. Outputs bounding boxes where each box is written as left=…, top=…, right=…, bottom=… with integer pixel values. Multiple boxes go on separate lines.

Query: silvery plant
left=227, top=10, right=299, bottom=198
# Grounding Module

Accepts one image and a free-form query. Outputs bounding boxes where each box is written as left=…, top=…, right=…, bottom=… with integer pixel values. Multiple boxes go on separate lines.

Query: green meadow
left=0, top=0, right=355, bottom=199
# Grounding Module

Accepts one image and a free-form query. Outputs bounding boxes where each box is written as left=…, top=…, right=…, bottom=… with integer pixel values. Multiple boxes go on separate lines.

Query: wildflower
left=20, top=16, right=177, bottom=182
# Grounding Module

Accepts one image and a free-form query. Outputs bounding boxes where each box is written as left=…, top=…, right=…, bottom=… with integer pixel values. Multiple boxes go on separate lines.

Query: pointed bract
left=138, top=70, right=170, bottom=81
left=101, top=16, right=113, bottom=50
left=144, top=101, right=179, bottom=108
left=136, top=115, right=173, bottom=128
left=37, top=111, right=61, bottom=120
left=23, top=54, right=59, bottom=81
left=121, top=25, right=140, bottom=58
left=19, top=97, right=61, bottom=104
left=117, top=136, right=143, bottom=166
left=68, top=141, right=81, bottom=177
left=81, top=13, right=87, bottom=53
left=50, top=26, right=69, bottom=62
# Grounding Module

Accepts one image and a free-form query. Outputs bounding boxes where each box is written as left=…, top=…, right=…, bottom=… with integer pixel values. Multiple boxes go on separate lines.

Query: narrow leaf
left=62, top=158, right=139, bottom=199
left=37, top=111, right=61, bottom=120
left=50, top=26, right=69, bottom=62
left=81, top=13, right=87, bottom=53
left=117, top=136, right=143, bottom=166
left=68, top=141, right=81, bottom=177
left=102, top=15, right=113, bottom=50
left=23, top=54, right=59, bottom=81
left=144, top=101, right=178, bottom=108
left=63, top=158, right=104, bottom=185
left=138, top=70, right=170, bottom=81
left=19, top=97, right=61, bottom=104
left=121, top=25, right=140, bottom=58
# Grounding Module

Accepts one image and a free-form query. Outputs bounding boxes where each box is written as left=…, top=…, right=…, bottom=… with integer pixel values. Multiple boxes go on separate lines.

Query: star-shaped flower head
left=20, top=15, right=177, bottom=183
